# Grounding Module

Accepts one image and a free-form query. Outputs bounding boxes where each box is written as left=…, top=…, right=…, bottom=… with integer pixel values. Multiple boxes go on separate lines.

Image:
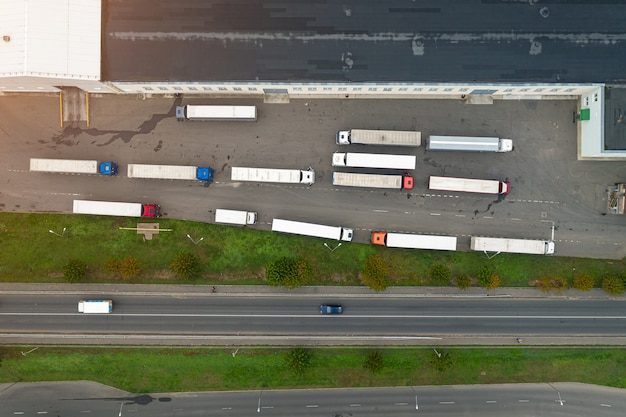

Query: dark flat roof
left=103, top=0, right=626, bottom=83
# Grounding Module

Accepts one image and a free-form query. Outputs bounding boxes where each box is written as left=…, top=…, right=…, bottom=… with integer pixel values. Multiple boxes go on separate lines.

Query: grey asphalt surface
left=1, top=95, right=624, bottom=259
left=1, top=382, right=625, bottom=417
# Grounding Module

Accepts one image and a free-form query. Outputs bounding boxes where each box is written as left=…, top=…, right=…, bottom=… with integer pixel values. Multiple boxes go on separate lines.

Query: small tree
left=455, top=274, right=471, bottom=290
left=602, top=274, right=625, bottom=296
left=573, top=273, right=594, bottom=291
left=476, top=265, right=493, bottom=288
left=363, top=350, right=384, bottom=373
left=361, top=255, right=389, bottom=291
left=119, top=256, right=141, bottom=279
left=265, top=257, right=313, bottom=288
left=171, top=252, right=199, bottom=279
left=285, top=347, right=312, bottom=375
left=429, top=263, right=451, bottom=285
left=63, top=259, right=87, bottom=283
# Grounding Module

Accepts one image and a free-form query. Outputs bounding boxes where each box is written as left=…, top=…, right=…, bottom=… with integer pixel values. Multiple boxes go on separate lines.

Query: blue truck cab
left=98, top=162, right=119, bottom=176
left=196, top=167, right=214, bottom=181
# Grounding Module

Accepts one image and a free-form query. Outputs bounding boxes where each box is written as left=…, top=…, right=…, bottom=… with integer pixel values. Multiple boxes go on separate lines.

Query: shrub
left=171, top=252, right=199, bottom=279
left=361, top=255, right=389, bottom=291
left=535, top=277, right=554, bottom=293
left=62, top=259, right=87, bottom=283
left=476, top=265, right=493, bottom=287
left=573, top=273, right=594, bottom=291
left=285, top=347, right=312, bottom=375
left=455, top=274, right=471, bottom=290
left=363, top=350, right=384, bottom=373
left=119, top=256, right=141, bottom=279
left=551, top=276, right=568, bottom=292
left=429, top=263, right=451, bottom=285
left=602, top=274, right=625, bottom=296
left=265, top=257, right=313, bottom=288
left=485, top=273, right=502, bottom=290
left=105, top=258, right=122, bottom=274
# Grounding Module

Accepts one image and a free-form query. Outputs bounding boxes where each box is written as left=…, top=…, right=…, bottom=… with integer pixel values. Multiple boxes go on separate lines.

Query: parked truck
left=30, top=158, right=118, bottom=176
left=371, top=232, right=457, bottom=251
left=336, top=129, right=422, bottom=147
left=272, top=218, right=353, bottom=241
left=78, top=299, right=113, bottom=314
left=215, top=209, right=257, bottom=225
left=127, top=164, right=214, bottom=181
left=73, top=200, right=161, bottom=218
left=426, top=136, right=513, bottom=153
left=332, top=152, right=416, bottom=170
left=332, top=172, right=414, bottom=190
left=470, top=236, right=555, bottom=255
left=429, top=176, right=510, bottom=195
left=176, top=105, right=257, bottom=121
left=231, top=167, right=315, bottom=185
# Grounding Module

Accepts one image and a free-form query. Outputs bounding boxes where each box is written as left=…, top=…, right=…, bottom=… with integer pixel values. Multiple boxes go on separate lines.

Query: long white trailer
left=78, top=300, right=113, bottom=313
left=371, top=231, right=457, bottom=251
left=272, top=218, right=353, bottom=241
left=73, top=200, right=161, bottom=218
left=231, top=167, right=315, bottom=185
left=336, top=129, right=422, bottom=146
left=429, top=176, right=510, bottom=195
left=470, top=236, right=555, bottom=255
left=29, top=158, right=118, bottom=175
left=332, top=172, right=414, bottom=190
left=332, top=152, right=416, bottom=170
left=176, top=105, right=257, bottom=121
left=127, top=164, right=213, bottom=181
left=427, top=136, right=513, bottom=152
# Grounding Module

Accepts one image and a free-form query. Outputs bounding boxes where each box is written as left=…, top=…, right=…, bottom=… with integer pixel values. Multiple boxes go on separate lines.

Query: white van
left=215, top=209, right=257, bottom=225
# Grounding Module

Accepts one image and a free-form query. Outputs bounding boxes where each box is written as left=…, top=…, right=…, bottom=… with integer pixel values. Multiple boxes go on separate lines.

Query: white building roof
left=0, top=0, right=100, bottom=80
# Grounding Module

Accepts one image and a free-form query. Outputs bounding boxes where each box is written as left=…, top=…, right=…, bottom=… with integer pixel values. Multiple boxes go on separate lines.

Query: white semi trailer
left=429, top=176, right=510, bottom=195
left=127, top=164, right=214, bottom=181
left=73, top=200, right=161, bottom=218
left=272, top=218, right=353, bottom=241
left=332, top=172, right=414, bottom=190
left=426, top=136, right=513, bottom=152
left=231, top=167, right=315, bottom=185
left=29, top=158, right=118, bottom=175
left=470, top=236, right=555, bottom=255
left=371, top=231, right=457, bottom=251
left=336, top=129, right=421, bottom=147
left=331, top=152, right=416, bottom=170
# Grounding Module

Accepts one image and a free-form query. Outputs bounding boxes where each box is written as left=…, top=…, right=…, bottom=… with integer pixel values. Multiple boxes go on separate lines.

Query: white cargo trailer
left=73, top=200, right=161, bottom=218
left=371, top=232, right=457, bottom=251
left=332, top=172, right=414, bottom=190
left=215, top=209, right=257, bottom=225
left=127, top=164, right=213, bottom=181
left=331, top=152, right=416, bottom=170
left=426, top=136, right=513, bottom=153
left=272, top=218, right=353, bottom=241
left=336, top=129, right=421, bottom=146
left=176, top=105, right=257, bottom=121
left=231, top=167, right=315, bottom=185
left=429, top=176, right=510, bottom=195
left=470, top=236, right=555, bottom=255
left=29, top=158, right=118, bottom=175
left=78, top=300, right=113, bottom=313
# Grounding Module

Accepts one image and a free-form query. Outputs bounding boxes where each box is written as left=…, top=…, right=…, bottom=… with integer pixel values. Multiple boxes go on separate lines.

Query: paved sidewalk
left=0, top=282, right=619, bottom=299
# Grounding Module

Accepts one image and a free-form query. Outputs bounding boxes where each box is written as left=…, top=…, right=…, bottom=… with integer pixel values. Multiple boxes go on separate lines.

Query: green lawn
left=0, top=213, right=624, bottom=286
left=1, top=347, right=624, bottom=392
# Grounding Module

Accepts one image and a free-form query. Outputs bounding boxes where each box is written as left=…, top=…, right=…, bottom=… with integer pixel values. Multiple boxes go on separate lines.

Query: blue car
left=320, top=304, right=343, bottom=314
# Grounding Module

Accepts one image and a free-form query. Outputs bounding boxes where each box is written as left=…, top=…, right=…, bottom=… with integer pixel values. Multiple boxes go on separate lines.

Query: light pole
left=49, top=227, right=66, bottom=237
left=410, top=386, right=419, bottom=410
left=186, top=234, right=204, bottom=245
left=548, top=383, right=564, bottom=406
left=323, top=242, right=342, bottom=252
left=21, top=347, right=39, bottom=356
left=257, top=389, right=264, bottom=413
left=118, top=401, right=124, bottom=416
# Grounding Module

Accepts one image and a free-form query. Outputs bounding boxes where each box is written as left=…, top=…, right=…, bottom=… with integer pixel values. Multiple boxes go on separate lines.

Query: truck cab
left=98, top=162, right=118, bottom=176
left=142, top=204, right=162, bottom=217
